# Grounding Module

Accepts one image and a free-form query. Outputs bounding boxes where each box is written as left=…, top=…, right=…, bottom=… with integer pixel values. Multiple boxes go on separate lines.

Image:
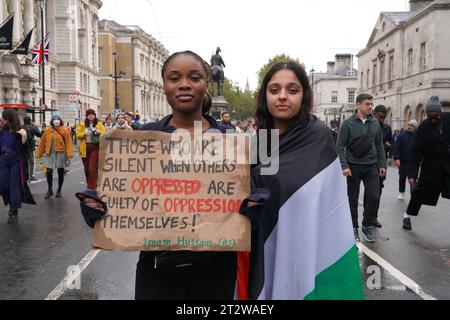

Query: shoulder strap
left=53, top=128, right=66, bottom=147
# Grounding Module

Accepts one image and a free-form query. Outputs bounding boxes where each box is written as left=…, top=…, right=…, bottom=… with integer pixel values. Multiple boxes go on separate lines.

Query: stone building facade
left=357, top=0, right=450, bottom=130
left=98, top=19, right=169, bottom=122
left=0, top=0, right=103, bottom=126
left=312, top=54, right=358, bottom=128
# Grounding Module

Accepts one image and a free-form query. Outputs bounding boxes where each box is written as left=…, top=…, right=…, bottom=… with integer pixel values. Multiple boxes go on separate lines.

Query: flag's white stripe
left=258, top=158, right=355, bottom=300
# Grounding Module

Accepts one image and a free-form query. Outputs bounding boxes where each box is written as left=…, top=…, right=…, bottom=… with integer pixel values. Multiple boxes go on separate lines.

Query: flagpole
left=39, top=0, right=47, bottom=124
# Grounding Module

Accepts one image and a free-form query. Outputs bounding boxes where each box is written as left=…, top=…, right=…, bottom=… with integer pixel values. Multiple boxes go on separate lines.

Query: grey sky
left=100, top=0, right=409, bottom=91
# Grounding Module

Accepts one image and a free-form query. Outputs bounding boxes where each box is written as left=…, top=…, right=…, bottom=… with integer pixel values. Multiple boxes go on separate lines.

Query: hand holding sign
left=92, top=129, right=251, bottom=252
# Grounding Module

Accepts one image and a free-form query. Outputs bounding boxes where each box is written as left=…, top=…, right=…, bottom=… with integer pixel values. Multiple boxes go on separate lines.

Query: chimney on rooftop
left=327, top=62, right=335, bottom=74
left=409, top=0, right=433, bottom=12
left=335, top=54, right=353, bottom=72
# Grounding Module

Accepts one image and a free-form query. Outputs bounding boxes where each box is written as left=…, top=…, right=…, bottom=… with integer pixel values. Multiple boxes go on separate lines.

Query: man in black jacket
left=363, top=105, right=393, bottom=228
left=393, top=119, right=417, bottom=200
left=403, top=96, right=450, bottom=230
left=22, top=116, right=42, bottom=182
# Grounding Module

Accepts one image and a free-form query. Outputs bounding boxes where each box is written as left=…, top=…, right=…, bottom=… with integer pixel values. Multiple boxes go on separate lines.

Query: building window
left=140, top=54, right=145, bottom=75
left=83, top=74, right=88, bottom=93
left=367, top=69, right=370, bottom=89
left=78, top=34, right=85, bottom=62
left=331, top=91, right=338, bottom=103
left=98, top=48, right=102, bottom=69
left=50, top=68, right=56, bottom=89
left=379, top=58, right=385, bottom=90
left=92, top=45, right=96, bottom=67
left=407, top=49, right=413, bottom=76
left=372, top=62, right=377, bottom=87
left=388, top=54, right=394, bottom=88
left=360, top=72, right=364, bottom=90
left=348, top=91, right=355, bottom=103
left=152, top=60, right=155, bottom=79
left=420, top=42, right=426, bottom=72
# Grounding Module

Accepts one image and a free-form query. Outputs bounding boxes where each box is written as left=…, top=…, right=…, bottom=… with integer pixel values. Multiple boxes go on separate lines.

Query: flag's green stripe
left=305, top=245, right=364, bottom=300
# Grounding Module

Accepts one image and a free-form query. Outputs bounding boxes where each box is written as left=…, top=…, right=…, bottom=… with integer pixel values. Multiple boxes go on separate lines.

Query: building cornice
left=358, top=2, right=450, bottom=57
left=90, top=0, right=103, bottom=9
left=314, top=76, right=358, bottom=84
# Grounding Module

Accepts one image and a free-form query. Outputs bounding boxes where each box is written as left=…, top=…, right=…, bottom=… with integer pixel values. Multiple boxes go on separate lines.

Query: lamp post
left=310, top=67, right=315, bottom=114
left=112, top=50, right=119, bottom=110
left=38, top=0, right=47, bottom=124
left=30, top=86, right=37, bottom=123
left=333, top=109, right=337, bottom=128
left=310, top=67, right=315, bottom=91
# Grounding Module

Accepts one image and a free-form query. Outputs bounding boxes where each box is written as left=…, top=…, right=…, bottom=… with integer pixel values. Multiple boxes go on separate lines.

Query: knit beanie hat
left=374, top=105, right=388, bottom=113
left=51, top=113, right=61, bottom=120
left=426, top=96, right=442, bottom=113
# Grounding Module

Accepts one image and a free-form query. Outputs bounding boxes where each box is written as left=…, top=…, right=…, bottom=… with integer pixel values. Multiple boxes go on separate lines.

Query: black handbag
left=349, top=135, right=371, bottom=158
left=153, top=251, right=215, bottom=275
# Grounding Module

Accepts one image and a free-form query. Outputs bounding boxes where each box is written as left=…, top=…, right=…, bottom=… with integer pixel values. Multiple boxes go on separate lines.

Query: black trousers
left=135, top=252, right=237, bottom=300
left=364, top=176, right=385, bottom=219
left=46, top=168, right=65, bottom=191
left=347, top=164, right=380, bottom=229
left=399, top=162, right=408, bottom=193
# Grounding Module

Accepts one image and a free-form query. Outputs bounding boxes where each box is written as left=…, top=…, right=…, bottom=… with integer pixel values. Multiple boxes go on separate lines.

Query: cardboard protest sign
left=92, top=129, right=251, bottom=252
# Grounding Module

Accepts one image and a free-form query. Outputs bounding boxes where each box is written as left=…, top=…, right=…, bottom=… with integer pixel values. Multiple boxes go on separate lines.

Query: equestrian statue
left=210, top=47, right=226, bottom=96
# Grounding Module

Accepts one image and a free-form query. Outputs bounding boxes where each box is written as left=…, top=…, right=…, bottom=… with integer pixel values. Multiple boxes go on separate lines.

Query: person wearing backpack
left=36, top=114, right=73, bottom=199
left=22, top=116, right=42, bottom=182
left=336, top=93, right=387, bottom=243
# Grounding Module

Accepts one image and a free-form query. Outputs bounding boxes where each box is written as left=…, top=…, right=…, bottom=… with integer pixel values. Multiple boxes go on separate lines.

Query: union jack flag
left=31, top=36, right=49, bottom=65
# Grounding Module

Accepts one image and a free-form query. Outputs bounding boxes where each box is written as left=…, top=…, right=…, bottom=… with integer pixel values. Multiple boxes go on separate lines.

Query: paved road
left=0, top=159, right=448, bottom=300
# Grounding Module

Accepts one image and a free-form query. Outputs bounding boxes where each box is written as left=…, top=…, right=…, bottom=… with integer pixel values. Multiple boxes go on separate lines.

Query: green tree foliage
left=207, top=54, right=305, bottom=121
left=256, top=54, right=305, bottom=89
left=215, top=78, right=256, bottom=121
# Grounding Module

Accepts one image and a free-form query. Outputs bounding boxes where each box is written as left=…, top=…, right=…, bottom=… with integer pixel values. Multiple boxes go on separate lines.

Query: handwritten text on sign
left=92, top=129, right=251, bottom=251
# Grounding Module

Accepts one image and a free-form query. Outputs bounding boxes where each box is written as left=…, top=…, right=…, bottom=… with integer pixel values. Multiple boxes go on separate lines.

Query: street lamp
left=310, top=67, right=316, bottom=114
left=333, top=109, right=337, bottom=128
left=310, top=67, right=315, bottom=90
left=112, top=50, right=119, bottom=110
left=37, top=0, right=47, bottom=124
left=30, top=86, right=37, bottom=123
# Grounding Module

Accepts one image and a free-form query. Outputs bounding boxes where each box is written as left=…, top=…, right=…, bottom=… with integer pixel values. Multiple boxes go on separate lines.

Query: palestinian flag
left=238, top=116, right=364, bottom=300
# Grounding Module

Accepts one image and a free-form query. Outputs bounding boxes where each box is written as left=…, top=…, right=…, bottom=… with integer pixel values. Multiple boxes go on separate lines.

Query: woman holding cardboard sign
left=77, top=51, right=237, bottom=300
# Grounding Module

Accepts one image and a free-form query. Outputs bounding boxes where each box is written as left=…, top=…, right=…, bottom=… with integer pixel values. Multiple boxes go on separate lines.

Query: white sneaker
left=397, top=193, right=405, bottom=200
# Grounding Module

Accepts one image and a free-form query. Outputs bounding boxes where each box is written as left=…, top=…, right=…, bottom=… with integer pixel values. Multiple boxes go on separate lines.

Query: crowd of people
left=1, top=50, right=449, bottom=301
left=0, top=108, right=145, bottom=223
left=336, top=94, right=450, bottom=239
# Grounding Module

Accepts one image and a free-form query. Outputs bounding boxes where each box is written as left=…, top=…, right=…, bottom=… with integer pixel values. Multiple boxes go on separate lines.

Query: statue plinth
left=210, top=96, right=229, bottom=120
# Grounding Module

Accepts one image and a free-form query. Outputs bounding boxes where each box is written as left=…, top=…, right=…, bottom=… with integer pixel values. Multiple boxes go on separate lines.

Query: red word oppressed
left=164, top=198, right=242, bottom=214
left=131, top=178, right=201, bottom=196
